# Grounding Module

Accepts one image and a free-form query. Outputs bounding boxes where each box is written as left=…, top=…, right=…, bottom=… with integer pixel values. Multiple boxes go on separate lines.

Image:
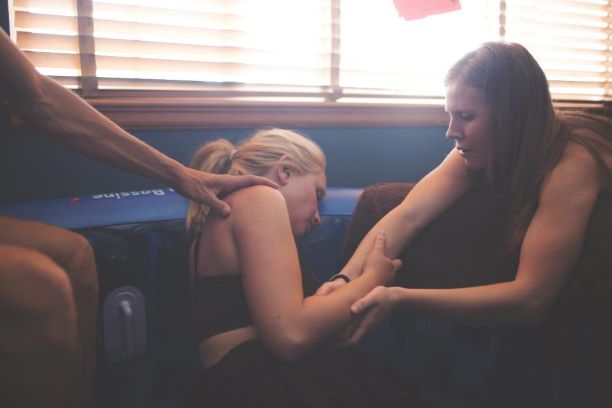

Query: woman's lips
left=456, top=146, right=473, bottom=156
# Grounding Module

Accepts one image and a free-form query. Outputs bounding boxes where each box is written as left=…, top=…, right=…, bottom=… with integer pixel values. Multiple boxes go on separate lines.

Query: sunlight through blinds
left=504, top=0, right=612, bottom=102
left=89, top=0, right=332, bottom=98
left=339, top=0, right=499, bottom=102
left=12, top=0, right=81, bottom=89
left=10, top=0, right=612, bottom=103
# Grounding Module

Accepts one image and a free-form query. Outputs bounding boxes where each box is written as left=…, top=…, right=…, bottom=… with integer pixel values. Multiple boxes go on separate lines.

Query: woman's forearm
left=341, top=152, right=473, bottom=280
left=1, top=28, right=189, bottom=189
left=277, top=272, right=389, bottom=360
left=389, top=280, right=545, bottom=326
left=341, top=208, right=419, bottom=279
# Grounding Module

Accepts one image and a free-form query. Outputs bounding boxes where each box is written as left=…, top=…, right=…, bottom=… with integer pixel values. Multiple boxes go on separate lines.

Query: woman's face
left=445, top=82, right=493, bottom=171
left=280, top=169, right=327, bottom=239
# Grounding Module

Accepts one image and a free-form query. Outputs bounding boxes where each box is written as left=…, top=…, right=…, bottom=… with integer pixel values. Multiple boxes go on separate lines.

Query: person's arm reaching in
left=0, top=30, right=276, bottom=215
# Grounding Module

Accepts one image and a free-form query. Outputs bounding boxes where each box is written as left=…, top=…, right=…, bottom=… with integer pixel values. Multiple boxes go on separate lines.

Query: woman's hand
left=316, top=232, right=400, bottom=296
left=347, top=286, right=396, bottom=343
left=362, top=232, right=402, bottom=285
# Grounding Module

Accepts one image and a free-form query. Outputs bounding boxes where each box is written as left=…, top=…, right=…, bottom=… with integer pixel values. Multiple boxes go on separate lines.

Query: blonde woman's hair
left=186, top=128, right=326, bottom=233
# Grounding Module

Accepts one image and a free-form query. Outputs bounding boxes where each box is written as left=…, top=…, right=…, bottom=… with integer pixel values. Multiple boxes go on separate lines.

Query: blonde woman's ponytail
left=186, top=139, right=235, bottom=233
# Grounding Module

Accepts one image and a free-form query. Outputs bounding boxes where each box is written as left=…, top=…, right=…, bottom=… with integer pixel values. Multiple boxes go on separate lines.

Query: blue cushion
left=0, top=187, right=362, bottom=229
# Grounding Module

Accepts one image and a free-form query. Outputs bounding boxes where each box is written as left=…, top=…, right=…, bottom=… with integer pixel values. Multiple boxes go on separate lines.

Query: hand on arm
left=233, top=187, right=401, bottom=361
left=0, top=30, right=276, bottom=215
left=348, top=145, right=602, bottom=340
left=323, top=149, right=472, bottom=293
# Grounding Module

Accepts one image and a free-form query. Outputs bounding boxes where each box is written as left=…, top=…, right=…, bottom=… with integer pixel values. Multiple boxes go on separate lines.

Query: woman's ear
left=276, top=155, right=294, bottom=186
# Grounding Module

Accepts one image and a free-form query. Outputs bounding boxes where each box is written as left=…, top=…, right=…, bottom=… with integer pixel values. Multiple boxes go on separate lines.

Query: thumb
left=351, top=296, right=371, bottom=314
left=350, top=299, right=363, bottom=314
left=391, top=259, right=402, bottom=270
left=315, top=283, right=332, bottom=296
left=207, top=197, right=231, bottom=217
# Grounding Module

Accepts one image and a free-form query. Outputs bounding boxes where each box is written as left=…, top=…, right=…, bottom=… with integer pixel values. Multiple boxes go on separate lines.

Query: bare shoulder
left=225, top=185, right=284, bottom=206
left=572, top=128, right=612, bottom=189
left=560, top=141, right=599, bottom=171
left=225, top=185, right=287, bottom=220
left=540, top=142, right=601, bottom=205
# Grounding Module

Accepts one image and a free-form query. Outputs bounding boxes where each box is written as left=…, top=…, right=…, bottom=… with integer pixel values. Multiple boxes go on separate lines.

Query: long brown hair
left=446, top=42, right=611, bottom=251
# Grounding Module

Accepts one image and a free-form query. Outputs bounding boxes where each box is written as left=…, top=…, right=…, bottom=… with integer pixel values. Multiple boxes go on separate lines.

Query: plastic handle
left=120, top=300, right=135, bottom=359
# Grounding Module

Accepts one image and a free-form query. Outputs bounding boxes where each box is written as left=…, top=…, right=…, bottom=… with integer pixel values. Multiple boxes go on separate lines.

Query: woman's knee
left=0, top=217, right=98, bottom=303
left=61, top=232, right=98, bottom=302
left=0, top=247, right=78, bottom=350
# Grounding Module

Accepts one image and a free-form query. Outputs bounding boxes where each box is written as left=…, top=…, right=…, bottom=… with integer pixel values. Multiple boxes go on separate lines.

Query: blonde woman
left=183, top=129, right=427, bottom=407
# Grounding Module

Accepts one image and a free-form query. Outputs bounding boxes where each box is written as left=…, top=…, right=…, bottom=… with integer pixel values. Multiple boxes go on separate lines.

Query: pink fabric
left=394, top=0, right=461, bottom=21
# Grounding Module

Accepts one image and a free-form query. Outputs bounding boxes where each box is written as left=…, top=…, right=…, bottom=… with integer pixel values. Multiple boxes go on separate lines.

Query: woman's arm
left=317, top=149, right=472, bottom=297
left=349, top=144, right=603, bottom=340
left=0, top=30, right=275, bottom=214
left=231, top=186, right=401, bottom=361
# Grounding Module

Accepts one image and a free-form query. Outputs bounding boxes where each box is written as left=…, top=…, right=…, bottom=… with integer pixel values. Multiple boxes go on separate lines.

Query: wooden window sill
left=9, top=98, right=610, bottom=130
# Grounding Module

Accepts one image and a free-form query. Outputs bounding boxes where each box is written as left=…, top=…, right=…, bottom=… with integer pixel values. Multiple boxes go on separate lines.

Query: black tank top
left=192, top=237, right=253, bottom=342
left=191, top=235, right=321, bottom=342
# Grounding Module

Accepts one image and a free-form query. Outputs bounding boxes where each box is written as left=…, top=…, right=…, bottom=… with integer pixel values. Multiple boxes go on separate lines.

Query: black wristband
left=328, top=273, right=351, bottom=283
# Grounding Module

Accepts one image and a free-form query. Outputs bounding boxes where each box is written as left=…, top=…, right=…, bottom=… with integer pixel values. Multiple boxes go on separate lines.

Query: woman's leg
left=0, top=244, right=78, bottom=408
left=0, top=215, right=99, bottom=407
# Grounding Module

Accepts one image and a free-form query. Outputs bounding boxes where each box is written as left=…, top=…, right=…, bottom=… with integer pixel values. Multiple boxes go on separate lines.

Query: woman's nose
left=446, top=121, right=462, bottom=141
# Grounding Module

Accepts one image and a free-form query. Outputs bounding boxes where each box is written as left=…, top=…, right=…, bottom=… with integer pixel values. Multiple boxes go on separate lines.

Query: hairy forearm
left=1, top=28, right=193, bottom=192
left=390, top=280, right=546, bottom=326
left=11, top=75, right=188, bottom=188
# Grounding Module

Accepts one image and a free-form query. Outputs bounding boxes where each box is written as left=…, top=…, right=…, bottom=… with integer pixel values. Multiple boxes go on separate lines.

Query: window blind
left=503, top=0, right=612, bottom=102
left=339, top=0, right=499, bottom=103
left=89, top=0, right=333, bottom=99
left=13, top=0, right=335, bottom=100
left=10, top=0, right=612, bottom=104
left=12, top=0, right=82, bottom=89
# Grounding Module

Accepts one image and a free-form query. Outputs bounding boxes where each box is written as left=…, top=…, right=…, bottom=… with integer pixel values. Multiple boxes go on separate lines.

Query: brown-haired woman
left=319, top=42, right=611, bottom=345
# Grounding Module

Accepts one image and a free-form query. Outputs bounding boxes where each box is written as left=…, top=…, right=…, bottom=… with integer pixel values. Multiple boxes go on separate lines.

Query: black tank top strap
left=193, top=234, right=202, bottom=271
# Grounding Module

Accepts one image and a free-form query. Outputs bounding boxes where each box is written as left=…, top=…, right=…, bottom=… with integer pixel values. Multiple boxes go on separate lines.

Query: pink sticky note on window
left=394, top=0, right=462, bottom=21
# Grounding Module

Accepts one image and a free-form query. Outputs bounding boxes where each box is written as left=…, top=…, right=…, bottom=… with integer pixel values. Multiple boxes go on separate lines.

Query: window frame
left=10, top=95, right=610, bottom=130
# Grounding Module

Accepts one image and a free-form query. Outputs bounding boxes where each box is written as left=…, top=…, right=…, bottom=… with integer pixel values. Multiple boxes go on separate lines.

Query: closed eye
left=448, top=111, right=475, bottom=122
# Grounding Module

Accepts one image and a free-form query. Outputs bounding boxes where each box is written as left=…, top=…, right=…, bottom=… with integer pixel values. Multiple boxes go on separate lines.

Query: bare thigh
left=0, top=215, right=94, bottom=271
left=0, top=243, right=77, bottom=345
left=0, top=215, right=99, bottom=407
left=0, top=243, right=79, bottom=408
left=0, top=215, right=98, bottom=299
